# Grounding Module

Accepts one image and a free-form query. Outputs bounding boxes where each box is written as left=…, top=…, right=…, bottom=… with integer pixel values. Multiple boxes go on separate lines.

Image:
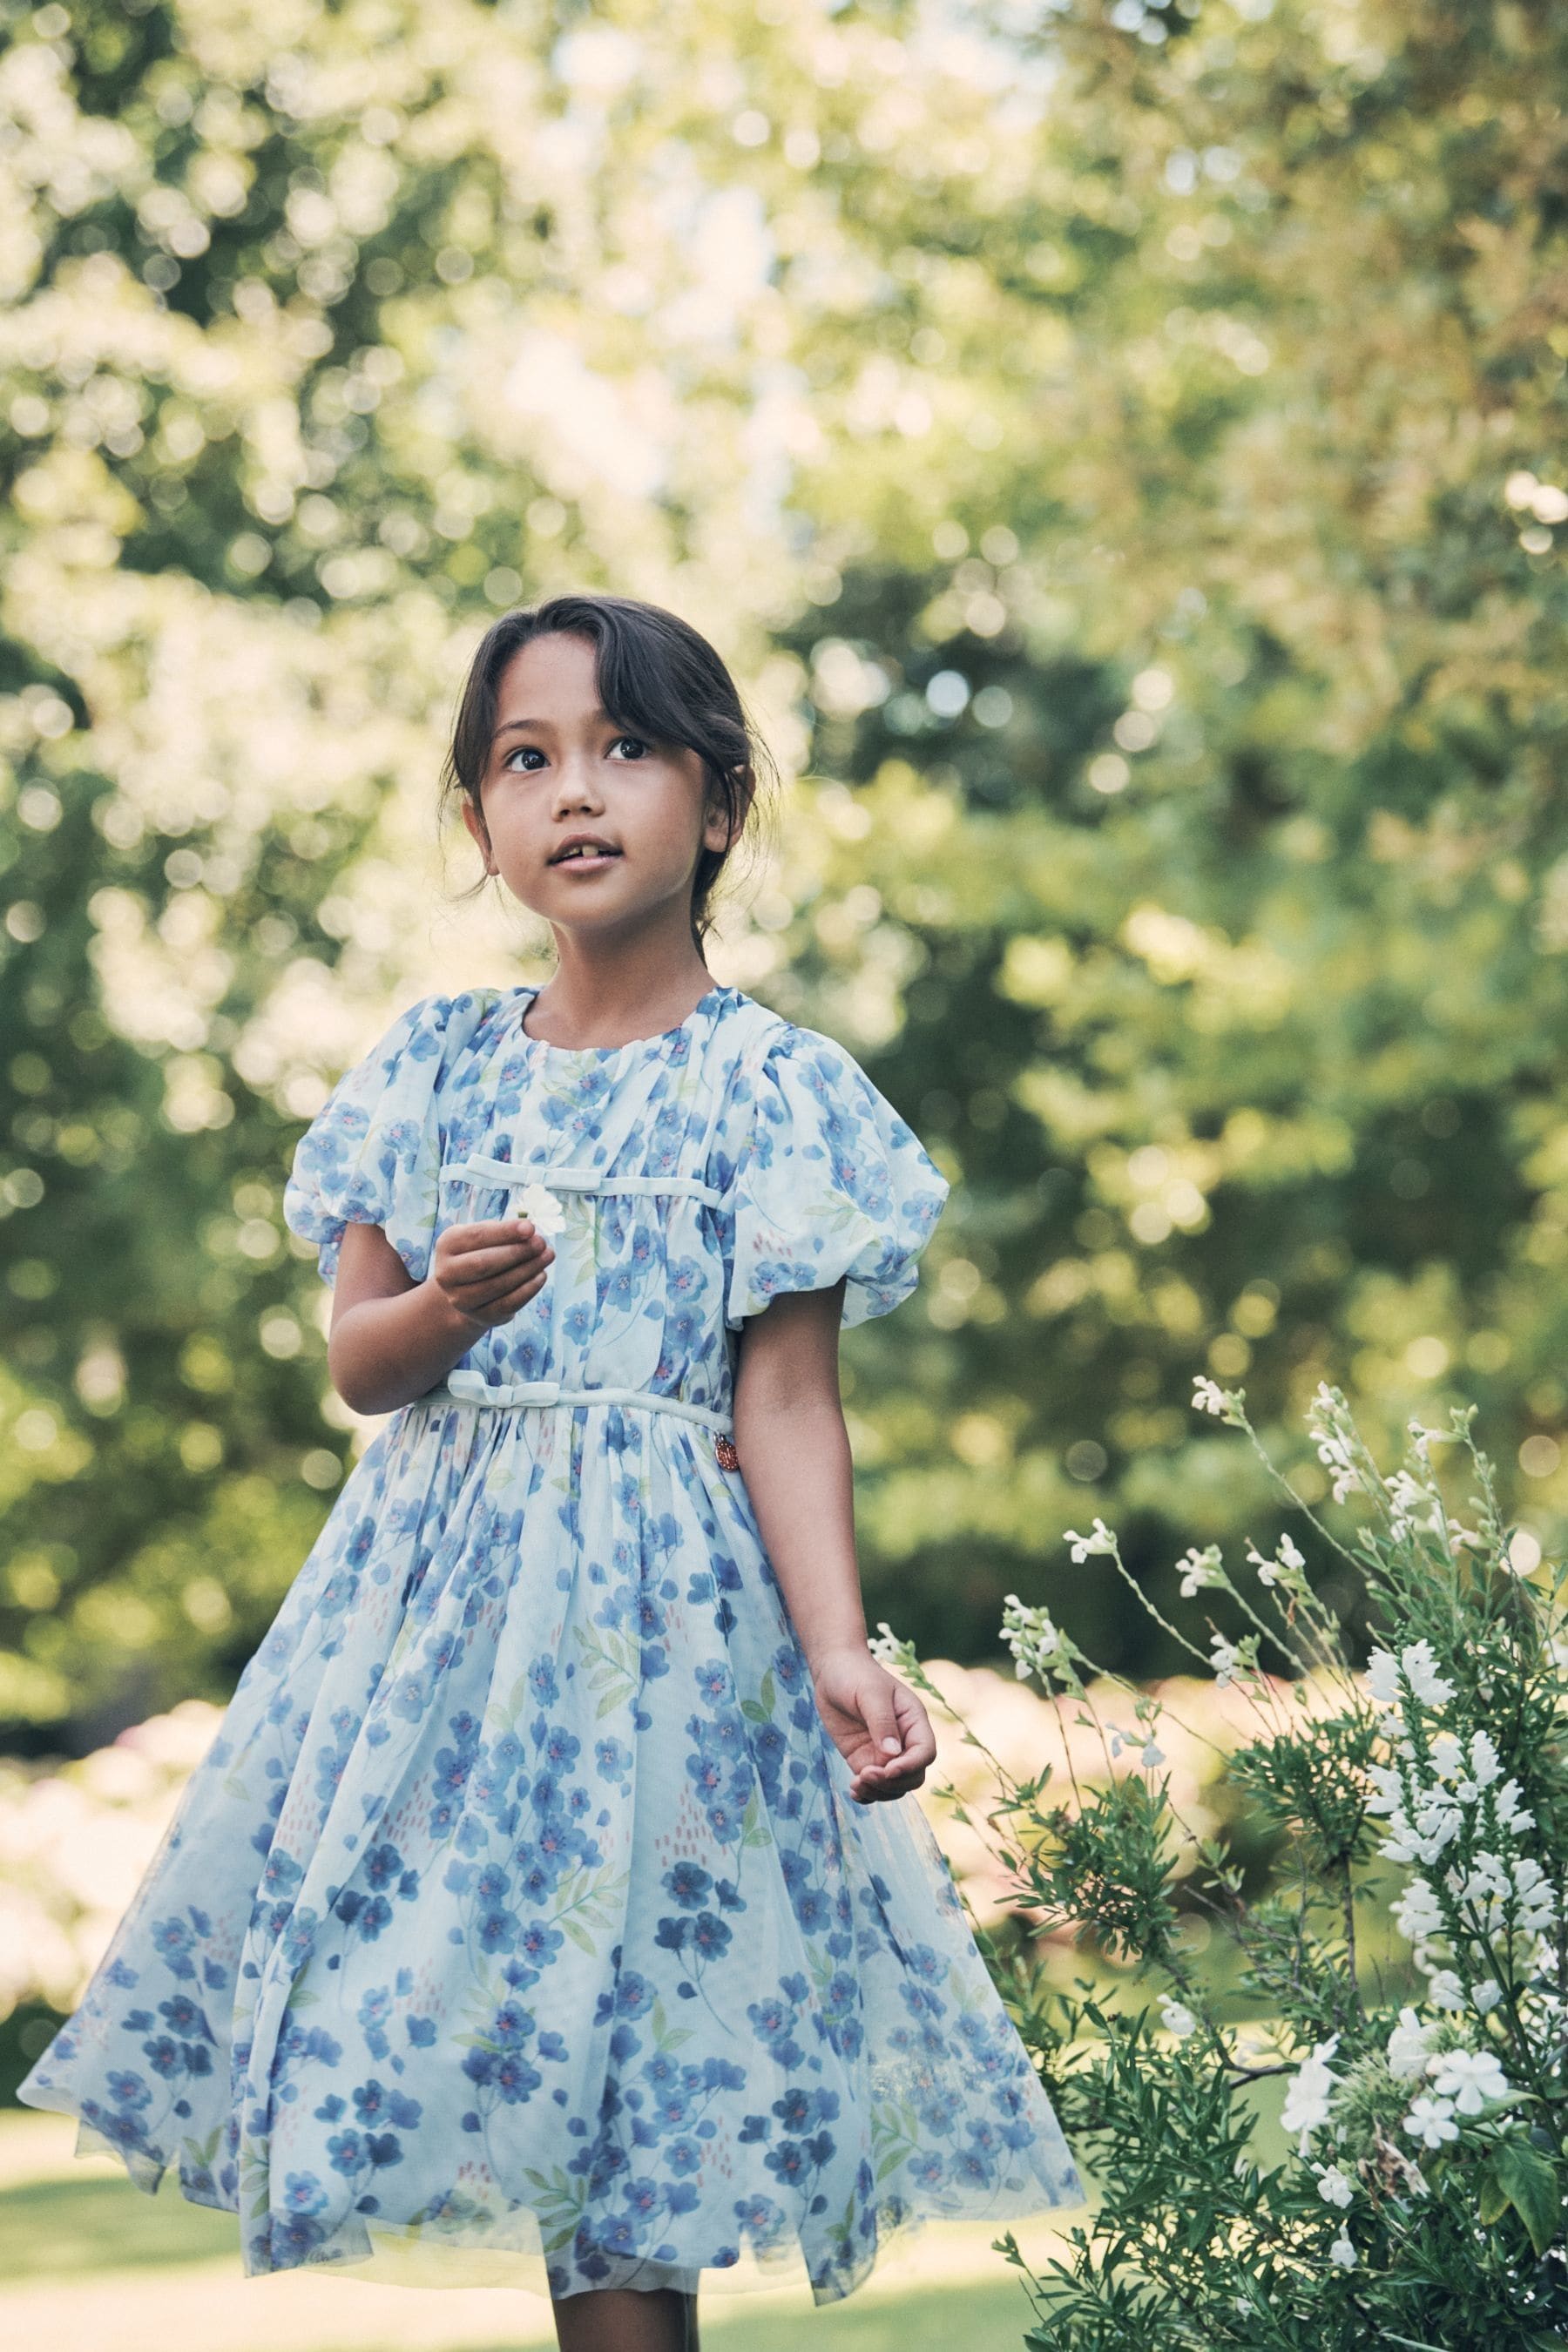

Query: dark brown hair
left=439, top=591, right=777, bottom=950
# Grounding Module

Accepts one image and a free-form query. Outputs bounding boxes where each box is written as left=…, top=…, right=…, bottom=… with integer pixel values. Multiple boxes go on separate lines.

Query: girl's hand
left=810, top=1646, right=936, bottom=1805
left=429, top=1217, right=554, bottom=1332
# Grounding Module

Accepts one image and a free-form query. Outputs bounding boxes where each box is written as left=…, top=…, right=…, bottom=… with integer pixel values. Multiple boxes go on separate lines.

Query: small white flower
left=1177, top=1544, right=1226, bottom=1598
left=1409, top=1802, right=1463, bottom=1865
left=1425, top=1970, right=1467, bottom=2012
left=1495, top=1779, right=1533, bottom=1831
left=1315, top=2165, right=1355, bottom=2209
left=1474, top=1981, right=1503, bottom=2015
left=1140, top=1739, right=1166, bottom=1769
left=1386, top=1470, right=1445, bottom=1538
left=867, top=1622, right=909, bottom=1672
left=1365, top=1650, right=1402, bottom=1707
left=1427, top=2047, right=1509, bottom=2115
left=1429, top=1731, right=1463, bottom=1778
left=1400, top=1640, right=1456, bottom=1708
left=1244, top=1538, right=1274, bottom=1586
left=1328, top=2225, right=1358, bottom=2269
left=1403, top=2094, right=1458, bottom=2150
left=1470, top=1729, right=1502, bottom=1788
left=1512, top=1856, right=1558, bottom=1935
left=1063, top=1517, right=1118, bottom=1564
left=1281, top=2035, right=1340, bottom=2139
left=1000, top=1596, right=1067, bottom=1683
left=1107, top=1726, right=1126, bottom=1759
left=1192, top=1375, right=1229, bottom=1416
left=1159, top=1997, right=1197, bottom=2040
left=515, top=1179, right=567, bottom=1236
left=1386, top=2006, right=1435, bottom=2081
left=1308, top=1389, right=1363, bottom=1502
left=1393, top=1880, right=1443, bottom=1945
left=1278, top=1531, right=1306, bottom=1571
left=1209, top=1632, right=1240, bottom=1690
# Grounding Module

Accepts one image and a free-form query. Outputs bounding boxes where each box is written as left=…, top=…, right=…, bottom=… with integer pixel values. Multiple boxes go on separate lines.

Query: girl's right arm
left=327, top=1217, right=554, bottom=1416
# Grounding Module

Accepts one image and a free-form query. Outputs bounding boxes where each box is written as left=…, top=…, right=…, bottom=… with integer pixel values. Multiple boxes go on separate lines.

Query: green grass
left=334, top=2278, right=1039, bottom=2350
left=0, top=2166, right=240, bottom=2280
left=713, top=2277, right=1038, bottom=2347
left=0, top=2125, right=1044, bottom=2350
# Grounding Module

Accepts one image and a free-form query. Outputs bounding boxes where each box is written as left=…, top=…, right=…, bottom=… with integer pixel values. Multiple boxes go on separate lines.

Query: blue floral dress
left=18, top=978, right=1082, bottom=2303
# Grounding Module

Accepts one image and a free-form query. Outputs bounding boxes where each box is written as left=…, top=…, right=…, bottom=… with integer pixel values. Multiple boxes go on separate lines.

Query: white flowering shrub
left=874, top=1383, right=1568, bottom=2348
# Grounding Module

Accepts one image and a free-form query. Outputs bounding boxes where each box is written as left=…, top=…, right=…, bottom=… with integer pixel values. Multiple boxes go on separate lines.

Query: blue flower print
left=19, top=983, right=1080, bottom=2303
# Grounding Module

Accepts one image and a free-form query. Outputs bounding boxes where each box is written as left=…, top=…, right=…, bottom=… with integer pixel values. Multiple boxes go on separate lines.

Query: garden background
left=3, top=0, right=1567, bottom=2341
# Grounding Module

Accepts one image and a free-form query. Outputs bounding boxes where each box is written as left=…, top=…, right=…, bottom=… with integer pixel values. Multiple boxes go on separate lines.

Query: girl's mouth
left=551, top=848, right=622, bottom=871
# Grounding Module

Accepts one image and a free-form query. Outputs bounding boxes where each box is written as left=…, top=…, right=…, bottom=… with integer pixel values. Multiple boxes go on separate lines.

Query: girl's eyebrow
left=493, top=708, right=615, bottom=742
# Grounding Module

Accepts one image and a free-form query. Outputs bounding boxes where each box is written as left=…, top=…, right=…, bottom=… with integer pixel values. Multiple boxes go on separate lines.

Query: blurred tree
left=763, top=0, right=1568, bottom=1667
left=2, top=0, right=1566, bottom=1747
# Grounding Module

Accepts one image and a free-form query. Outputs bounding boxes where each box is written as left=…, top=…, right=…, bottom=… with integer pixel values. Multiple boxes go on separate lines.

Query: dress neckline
left=513, top=980, right=733, bottom=1058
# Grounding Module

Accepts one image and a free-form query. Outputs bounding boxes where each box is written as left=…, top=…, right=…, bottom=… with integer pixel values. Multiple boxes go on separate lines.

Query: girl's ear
left=705, top=794, right=740, bottom=855
left=460, top=796, right=497, bottom=875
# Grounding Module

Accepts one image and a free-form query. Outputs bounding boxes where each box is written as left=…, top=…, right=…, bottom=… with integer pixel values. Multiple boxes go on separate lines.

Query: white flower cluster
left=1191, top=1375, right=1246, bottom=1425
left=1063, top=1517, right=1118, bottom=1565
left=1365, top=1638, right=1456, bottom=1716
left=1246, top=1531, right=1307, bottom=1592
left=1177, top=1544, right=1227, bottom=1598
left=1208, top=1628, right=1259, bottom=1691
left=1369, top=1686, right=1555, bottom=1983
left=1383, top=1467, right=1446, bottom=1543
left=1282, top=2007, right=1511, bottom=2192
left=867, top=1620, right=916, bottom=1675
left=1000, top=1593, right=1069, bottom=1684
left=1307, top=1383, right=1365, bottom=1505
left=1402, top=2046, right=1511, bottom=2150
left=1347, top=1604, right=1560, bottom=2189
left=1273, top=1586, right=1546, bottom=2246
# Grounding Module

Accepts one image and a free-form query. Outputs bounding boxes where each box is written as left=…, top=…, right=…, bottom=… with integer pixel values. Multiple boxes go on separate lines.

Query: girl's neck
left=520, top=954, right=717, bottom=1052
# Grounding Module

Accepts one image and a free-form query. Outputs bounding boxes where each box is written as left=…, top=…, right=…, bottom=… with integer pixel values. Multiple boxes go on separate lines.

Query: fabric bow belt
left=421, top=1369, right=735, bottom=1438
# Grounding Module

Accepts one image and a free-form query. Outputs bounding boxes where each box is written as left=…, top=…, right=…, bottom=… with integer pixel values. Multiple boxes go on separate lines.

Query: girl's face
left=462, top=632, right=733, bottom=941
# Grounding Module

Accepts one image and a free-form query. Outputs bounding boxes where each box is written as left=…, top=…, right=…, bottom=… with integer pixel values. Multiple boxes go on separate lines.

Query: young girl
left=18, top=591, right=1082, bottom=2349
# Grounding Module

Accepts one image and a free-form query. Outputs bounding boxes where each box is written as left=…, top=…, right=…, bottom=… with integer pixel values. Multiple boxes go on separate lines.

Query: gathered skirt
left=18, top=1395, right=1083, bottom=2301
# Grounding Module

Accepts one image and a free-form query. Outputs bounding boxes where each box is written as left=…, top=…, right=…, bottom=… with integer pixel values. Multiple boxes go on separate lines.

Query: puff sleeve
left=283, top=993, right=473, bottom=1290
left=726, top=1024, right=950, bottom=1330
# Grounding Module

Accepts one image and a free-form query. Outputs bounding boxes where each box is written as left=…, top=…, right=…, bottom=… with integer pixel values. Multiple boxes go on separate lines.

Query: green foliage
left=880, top=1384, right=1568, bottom=2347
left=4, top=0, right=1568, bottom=1740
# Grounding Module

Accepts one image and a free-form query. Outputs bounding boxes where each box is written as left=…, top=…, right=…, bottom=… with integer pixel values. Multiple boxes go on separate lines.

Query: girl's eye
left=500, top=736, right=651, bottom=773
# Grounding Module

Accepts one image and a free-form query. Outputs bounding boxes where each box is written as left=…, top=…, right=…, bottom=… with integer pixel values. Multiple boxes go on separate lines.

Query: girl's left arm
left=732, top=1278, right=936, bottom=1805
